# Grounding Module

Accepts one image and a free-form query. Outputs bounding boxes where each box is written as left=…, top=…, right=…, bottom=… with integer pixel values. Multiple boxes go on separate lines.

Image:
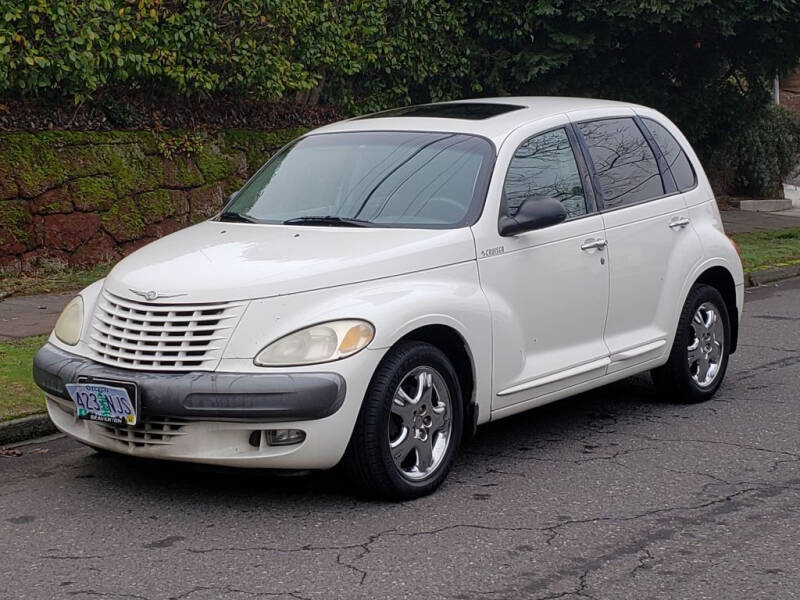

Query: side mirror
left=499, top=196, right=567, bottom=236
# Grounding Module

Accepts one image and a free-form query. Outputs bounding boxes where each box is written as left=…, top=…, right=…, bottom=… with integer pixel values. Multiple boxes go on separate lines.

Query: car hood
left=103, top=221, right=477, bottom=303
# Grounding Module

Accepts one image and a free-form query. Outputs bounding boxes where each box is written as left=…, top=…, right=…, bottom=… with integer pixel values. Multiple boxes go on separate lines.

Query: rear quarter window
left=642, top=118, right=697, bottom=192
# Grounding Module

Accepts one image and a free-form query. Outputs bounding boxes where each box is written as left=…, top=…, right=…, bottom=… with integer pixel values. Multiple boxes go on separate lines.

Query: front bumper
left=33, top=343, right=374, bottom=469
left=34, top=343, right=346, bottom=421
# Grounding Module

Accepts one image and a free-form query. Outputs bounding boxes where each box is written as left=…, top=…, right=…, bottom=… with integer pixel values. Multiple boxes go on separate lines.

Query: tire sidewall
left=675, top=285, right=731, bottom=400
left=369, top=343, right=464, bottom=496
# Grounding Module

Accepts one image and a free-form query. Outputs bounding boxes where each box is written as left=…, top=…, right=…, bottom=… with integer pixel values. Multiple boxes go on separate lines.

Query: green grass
left=731, top=227, right=800, bottom=274
left=0, top=335, right=47, bottom=422
left=0, top=263, right=111, bottom=297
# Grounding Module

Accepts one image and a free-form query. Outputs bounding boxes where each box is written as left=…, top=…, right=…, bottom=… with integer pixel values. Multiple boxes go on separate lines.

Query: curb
left=0, top=414, right=57, bottom=446
left=746, top=265, right=800, bottom=287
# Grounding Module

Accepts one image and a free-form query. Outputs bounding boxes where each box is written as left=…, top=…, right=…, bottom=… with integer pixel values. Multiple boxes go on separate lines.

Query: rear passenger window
left=578, top=118, right=664, bottom=208
left=642, top=118, right=697, bottom=191
left=503, top=128, right=587, bottom=220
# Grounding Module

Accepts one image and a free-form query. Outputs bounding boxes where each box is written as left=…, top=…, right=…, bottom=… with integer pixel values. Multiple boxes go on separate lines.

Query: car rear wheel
left=343, top=341, right=463, bottom=500
left=651, top=283, right=731, bottom=403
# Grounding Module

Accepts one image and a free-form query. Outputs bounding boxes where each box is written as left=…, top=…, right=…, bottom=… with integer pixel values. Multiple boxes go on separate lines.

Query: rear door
left=572, top=113, right=703, bottom=373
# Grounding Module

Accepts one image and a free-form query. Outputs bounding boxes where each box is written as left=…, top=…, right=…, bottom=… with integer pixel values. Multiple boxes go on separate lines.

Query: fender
left=670, top=255, right=744, bottom=356
left=225, top=261, right=494, bottom=425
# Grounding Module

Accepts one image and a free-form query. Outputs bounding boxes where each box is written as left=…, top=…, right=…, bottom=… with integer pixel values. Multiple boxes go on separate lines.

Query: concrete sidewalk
left=720, top=206, right=800, bottom=234
left=0, top=291, right=74, bottom=341
left=1, top=208, right=799, bottom=341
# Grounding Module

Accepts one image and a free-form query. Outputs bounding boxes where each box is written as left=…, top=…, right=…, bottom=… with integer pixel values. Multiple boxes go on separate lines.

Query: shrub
left=716, top=105, right=800, bottom=197
left=0, top=0, right=382, bottom=103
left=2, top=0, right=799, bottom=194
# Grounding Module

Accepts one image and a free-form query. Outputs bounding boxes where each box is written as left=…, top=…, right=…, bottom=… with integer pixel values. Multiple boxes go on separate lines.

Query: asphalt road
left=2, top=278, right=799, bottom=600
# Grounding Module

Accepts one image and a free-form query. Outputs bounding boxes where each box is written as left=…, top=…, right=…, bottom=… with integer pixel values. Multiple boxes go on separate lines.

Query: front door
left=474, top=123, right=611, bottom=413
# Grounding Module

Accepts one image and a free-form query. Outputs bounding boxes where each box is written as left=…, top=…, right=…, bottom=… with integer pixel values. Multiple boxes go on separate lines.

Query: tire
left=651, top=283, right=731, bottom=403
left=343, top=341, right=463, bottom=500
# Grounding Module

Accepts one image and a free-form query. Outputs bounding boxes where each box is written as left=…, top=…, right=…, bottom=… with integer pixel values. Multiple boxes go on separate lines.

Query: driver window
left=502, top=128, right=587, bottom=219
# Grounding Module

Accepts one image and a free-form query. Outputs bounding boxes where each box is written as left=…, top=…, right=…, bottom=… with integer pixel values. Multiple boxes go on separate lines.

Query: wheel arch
left=394, top=324, right=479, bottom=440
left=693, top=265, right=739, bottom=353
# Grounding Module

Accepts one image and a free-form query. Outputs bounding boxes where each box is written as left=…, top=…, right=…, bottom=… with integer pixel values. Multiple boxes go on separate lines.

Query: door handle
left=669, top=216, right=690, bottom=229
left=581, top=238, right=607, bottom=251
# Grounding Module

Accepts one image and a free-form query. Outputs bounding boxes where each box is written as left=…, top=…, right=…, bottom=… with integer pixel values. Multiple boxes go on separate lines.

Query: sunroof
left=355, top=102, right=526, bottom=121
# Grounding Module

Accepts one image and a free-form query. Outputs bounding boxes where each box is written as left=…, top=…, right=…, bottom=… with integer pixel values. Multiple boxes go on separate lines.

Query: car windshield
left=222, top=131, right=495, bottom=228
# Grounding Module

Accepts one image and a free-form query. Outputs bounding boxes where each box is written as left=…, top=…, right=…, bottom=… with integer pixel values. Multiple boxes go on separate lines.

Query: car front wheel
left=343, top=341, right=463, bottom=500
left=652, top=283, right=731, bottom=403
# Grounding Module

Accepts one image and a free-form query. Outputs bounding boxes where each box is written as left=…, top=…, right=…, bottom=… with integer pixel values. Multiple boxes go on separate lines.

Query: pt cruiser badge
left=128, top=289, right=187, bottom=301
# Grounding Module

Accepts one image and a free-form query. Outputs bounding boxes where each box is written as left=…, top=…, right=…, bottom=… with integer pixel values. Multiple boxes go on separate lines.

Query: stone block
left=42, top=212, right=101, bottom=252
left=29, top=187, right=73, bottom=215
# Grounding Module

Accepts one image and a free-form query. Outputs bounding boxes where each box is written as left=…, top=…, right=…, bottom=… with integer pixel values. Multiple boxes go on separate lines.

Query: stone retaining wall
left=0, top=127, right=305, bottom=273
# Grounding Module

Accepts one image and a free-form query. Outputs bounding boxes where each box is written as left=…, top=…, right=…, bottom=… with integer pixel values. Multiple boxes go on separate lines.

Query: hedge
left=2, top=0, right=800, bottom=194
left=0, top=0, right=466, bottom=112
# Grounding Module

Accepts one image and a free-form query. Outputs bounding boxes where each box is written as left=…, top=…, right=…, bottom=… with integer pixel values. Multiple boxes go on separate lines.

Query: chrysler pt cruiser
left=34, top=98, right=743, bottom=499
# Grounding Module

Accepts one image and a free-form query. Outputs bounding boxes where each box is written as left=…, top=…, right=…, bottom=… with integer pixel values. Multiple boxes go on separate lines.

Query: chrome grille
left=88, top=291, right=245, bottom=371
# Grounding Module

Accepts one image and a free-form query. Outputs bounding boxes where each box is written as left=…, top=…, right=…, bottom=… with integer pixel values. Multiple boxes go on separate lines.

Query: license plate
left=66, top=383, right=137, bottom=426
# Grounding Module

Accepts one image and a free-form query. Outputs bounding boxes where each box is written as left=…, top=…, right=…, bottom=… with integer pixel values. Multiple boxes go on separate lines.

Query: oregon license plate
left=66, top=383, right=137, bottom=426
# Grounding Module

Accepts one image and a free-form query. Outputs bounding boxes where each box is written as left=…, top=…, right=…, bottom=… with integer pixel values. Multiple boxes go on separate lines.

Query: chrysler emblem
left=129, top=289, right=187, bottom=301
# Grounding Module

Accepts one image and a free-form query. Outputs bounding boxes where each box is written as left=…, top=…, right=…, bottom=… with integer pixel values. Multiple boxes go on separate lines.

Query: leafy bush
left=157, top=131, right=206, bottom=160
left=0, top=0, right=382, bottom=102
left=326, top=0, right=472, bottom=112
left=717, top=105, right=800, bottom=197
left=2, top=0, right=800, bottom=193
left=0, top=0, right=462, bottom=110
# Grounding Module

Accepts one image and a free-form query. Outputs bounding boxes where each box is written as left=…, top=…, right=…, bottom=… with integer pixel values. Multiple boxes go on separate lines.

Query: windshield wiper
left=282, top=216, right=371, bottom=227
left=218, top=212, right=260, bottom=223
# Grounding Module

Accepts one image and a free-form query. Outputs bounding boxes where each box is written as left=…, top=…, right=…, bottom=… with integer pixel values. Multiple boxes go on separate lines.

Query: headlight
left=54, top=296, right=84, bottom=346
left=255, top=320, right=374, bottom=366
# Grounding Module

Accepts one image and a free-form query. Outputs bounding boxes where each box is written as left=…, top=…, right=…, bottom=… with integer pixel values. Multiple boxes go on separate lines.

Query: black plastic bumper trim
left=33, top=343, right=346, bottom=421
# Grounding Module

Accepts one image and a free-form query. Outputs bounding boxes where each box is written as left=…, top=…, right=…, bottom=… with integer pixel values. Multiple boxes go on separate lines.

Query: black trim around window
left=634, top=115, right=677, bottom=195
left=570, top=121, right=606, bottom=212
left=640, top=116, right=699, bottom=193
left=565, top=124, right=598, bottom=214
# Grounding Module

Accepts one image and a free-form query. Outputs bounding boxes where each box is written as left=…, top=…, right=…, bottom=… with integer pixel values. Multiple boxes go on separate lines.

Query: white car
left=34, top=98, right=743, bottom=499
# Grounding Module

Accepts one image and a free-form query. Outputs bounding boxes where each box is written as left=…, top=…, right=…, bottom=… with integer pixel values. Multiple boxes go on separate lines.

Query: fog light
left=266, top=429, right=306, bottom=446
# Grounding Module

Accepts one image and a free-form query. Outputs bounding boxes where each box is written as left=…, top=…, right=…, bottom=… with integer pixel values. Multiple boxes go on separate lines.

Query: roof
left=308, top=97, right=640, bottom=147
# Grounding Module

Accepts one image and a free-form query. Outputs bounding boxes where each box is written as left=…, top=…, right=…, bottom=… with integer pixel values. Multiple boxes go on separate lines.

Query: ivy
left=1, top=0, right=799, bottom=192
left=0, top=0, right=382, bottom=103
left=157, top=131, right=206, bottom=160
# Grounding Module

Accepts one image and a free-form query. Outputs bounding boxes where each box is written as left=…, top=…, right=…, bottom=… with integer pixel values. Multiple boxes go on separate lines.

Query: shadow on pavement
left=74, top=372, right=679, bottom=505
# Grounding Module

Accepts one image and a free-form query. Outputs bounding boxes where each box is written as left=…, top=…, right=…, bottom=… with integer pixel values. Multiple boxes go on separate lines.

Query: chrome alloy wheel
left=687, top=301, right=725, bottom=388
left=388, top=366, right=452, bottom=481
